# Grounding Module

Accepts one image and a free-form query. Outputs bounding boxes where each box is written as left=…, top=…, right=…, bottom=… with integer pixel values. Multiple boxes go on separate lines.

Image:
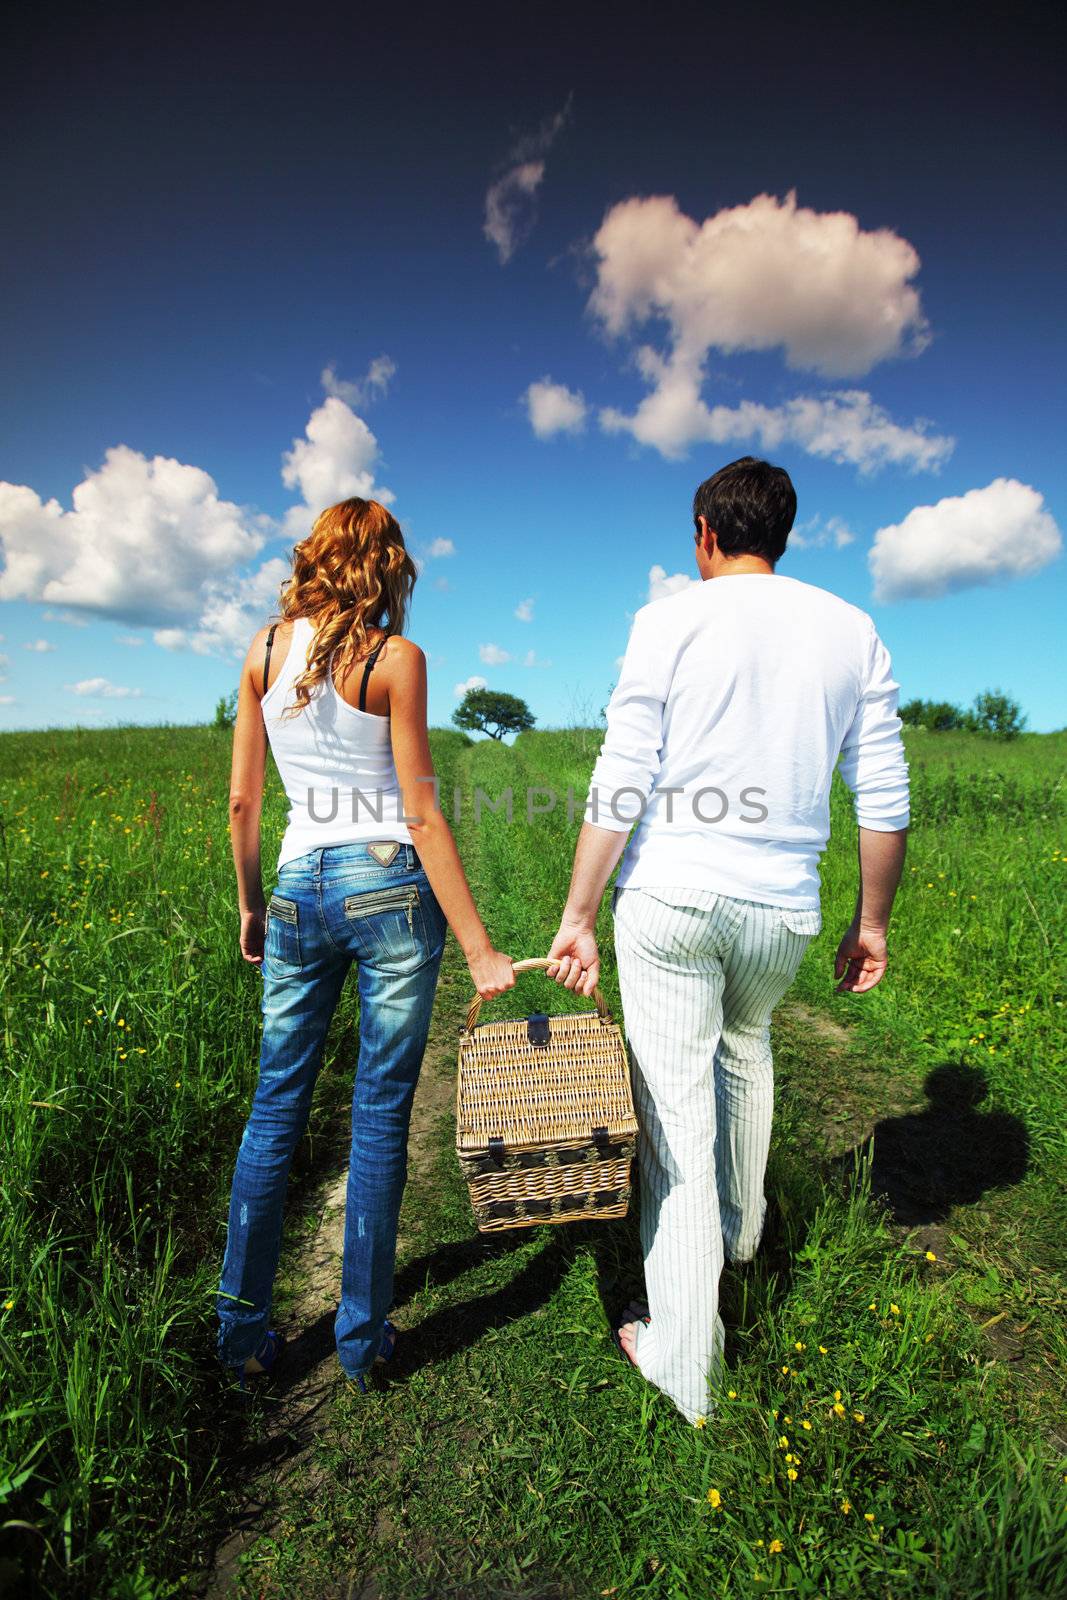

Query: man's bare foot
left=616, top=1318, right=642, bottom=1369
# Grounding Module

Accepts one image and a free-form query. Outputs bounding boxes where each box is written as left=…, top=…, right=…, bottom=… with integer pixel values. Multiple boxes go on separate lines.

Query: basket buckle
left=526, top=1012, right=550, bottom=1048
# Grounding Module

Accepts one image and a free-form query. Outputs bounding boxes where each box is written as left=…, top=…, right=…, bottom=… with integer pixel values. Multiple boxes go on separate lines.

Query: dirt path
left=202, top=971, right=463, bottom=1597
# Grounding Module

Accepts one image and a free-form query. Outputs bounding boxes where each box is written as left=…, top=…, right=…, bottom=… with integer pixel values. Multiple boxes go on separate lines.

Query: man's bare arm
left=546, top=822, right=630, bottom=995
left=834, top=826, right=908, bottom=994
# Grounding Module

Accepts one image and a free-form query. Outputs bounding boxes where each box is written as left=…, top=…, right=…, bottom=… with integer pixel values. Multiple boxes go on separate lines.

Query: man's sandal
left=349, top=1318, right=397, bottom=1395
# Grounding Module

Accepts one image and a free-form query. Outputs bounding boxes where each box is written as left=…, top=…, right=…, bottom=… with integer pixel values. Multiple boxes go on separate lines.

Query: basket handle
left=465, top=957, right=611, bottom=1033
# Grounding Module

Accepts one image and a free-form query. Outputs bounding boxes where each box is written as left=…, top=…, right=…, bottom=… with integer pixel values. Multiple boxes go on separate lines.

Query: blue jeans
left=216, top=842, right=446, bottom=1379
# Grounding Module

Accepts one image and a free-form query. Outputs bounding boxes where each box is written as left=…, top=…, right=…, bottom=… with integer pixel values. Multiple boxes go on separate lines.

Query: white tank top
left=262, top=617, right=412, bottom=869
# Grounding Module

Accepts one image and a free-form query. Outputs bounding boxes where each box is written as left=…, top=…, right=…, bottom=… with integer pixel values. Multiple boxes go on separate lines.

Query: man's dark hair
left=692, top=456, right=797, bottom=564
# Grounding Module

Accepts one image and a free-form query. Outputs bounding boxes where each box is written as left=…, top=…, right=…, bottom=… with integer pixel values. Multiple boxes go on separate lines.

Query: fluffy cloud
left=790, top=514, right=856, bottom=551
left=647, top=565, right=700, bottom=603
left=321, top=356, right=396, bottom=409
left=869, top=478, right=1062, bottom=602
left=531, top=188, right=949, bottom=469
left=521, top=648, right=551, bottom=668
left=425, top=537, right=455, bottom=559
left=0, top=447, right=266, bottom=624
left=524, top=379, right=588, bottom=439
left=600, top=358, right=953, bottom=472
left=281, top=396, right=393, bottom=537
left=515, top=597, right=534, bottom=622
left=65, top=677, right=142, bottom=699
left=0, top=695, right=13, bottom=706
left=153, top=557, right=291, bottom=656
left=590, top=189, right=929, bottom=377
left=23, top=638, right=55, bottom=652
left=479, top=642, right=510, bottom=665
left=484, top=101, right=571, bottom=264
left=453, top=674, right=488, bottom=698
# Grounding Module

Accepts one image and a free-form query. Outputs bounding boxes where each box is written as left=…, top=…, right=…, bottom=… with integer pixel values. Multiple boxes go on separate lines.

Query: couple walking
left=217, top=456, right=909, bottom=1423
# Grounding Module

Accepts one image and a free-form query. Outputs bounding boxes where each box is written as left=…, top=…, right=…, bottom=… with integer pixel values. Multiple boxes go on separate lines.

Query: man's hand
left=547, top=917, right=600, bottom=997
left=834, top=919, right=888, bottom=994
left=240, top=907, right=266, bottom=966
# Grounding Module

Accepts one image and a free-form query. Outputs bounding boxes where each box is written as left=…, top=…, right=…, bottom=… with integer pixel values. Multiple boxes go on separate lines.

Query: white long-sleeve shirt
left=587, top=573, right=909, bottom=910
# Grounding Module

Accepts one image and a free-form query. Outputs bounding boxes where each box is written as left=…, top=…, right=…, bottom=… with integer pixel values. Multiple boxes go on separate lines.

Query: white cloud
left=0, top=447, right=266, bottom=625
left=591, top=189, right=929, bottom=378
left=524, top=379, right=588, bottom=439
left=453, top=674, right=488, bottom=697
left=515, top=597, right=534, bottom=622
left=479, top=642, right=510, bottom=665
left=521, top=648, right=552, bottom=668
left=0, top=694, right=13, bottom=705
left=153, top=557, right=290, bottom=656
left=869, top=478, right=1062, bottom=602
left=647, top=565, right=700, bottom=603
left=65, top=677, right=142, bottom=699
left=24, top=638, right=55, bottom=652
left=567, top=188, right=951, bottom=469
left=426, top=537, right=455, bottom=558
left=42, top=608, right=88, bottom=626
left=600, top=361, right=953, bottom=472
left=790, top=514, right=857, bottom=551
left=321, top=356, right=396, bottom=409
left=483, top=101, right=571, bottom=264
left=281, top=395, right=393, bottom=537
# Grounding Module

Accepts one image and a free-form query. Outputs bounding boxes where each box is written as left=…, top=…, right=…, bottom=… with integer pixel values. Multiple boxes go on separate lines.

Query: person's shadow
left=832, top=1063, right=1029, bottom=1225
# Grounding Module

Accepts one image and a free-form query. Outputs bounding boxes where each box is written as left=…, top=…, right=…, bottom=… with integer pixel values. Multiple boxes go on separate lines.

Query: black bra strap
left=358, top=639, right=387, bottom=712
left=262, top=623, right=278, bottom=696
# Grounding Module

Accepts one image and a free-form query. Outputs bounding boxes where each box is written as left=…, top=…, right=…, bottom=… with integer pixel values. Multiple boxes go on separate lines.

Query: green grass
left=1, top=724, right=1064, bottom=1597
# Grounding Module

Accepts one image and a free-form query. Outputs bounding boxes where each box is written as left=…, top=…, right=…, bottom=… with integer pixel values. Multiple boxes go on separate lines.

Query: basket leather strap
left=465, top=957, right=611, bottom=1032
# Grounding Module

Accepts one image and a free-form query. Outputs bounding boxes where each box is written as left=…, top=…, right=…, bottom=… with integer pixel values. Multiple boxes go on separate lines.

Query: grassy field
left=0, top=722, right=1064, bottom=1598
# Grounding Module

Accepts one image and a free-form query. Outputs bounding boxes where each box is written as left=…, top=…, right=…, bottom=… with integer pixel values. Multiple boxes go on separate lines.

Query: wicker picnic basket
left=456, top=958, right=638, bottom=1233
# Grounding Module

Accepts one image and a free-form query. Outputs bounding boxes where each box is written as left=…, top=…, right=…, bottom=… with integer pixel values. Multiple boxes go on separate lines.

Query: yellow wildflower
left=781, top=1365, right=790, bottom=1375
left=925, top=1250, right=937, bottom=1262
left=778, top=1436, right=789, bottom=1449
left=727, top=1389, right=737, bottom=1399
left=818, top=1344, right=828, bottom=1354
left=890, top=1303, right=900, bottom=1315
left=864, top=1512, right=875, bottom=1523
left=833, top=1402, right=846, bottom=1417
left=840, top=1499, right=852, bottom=1514
left=794, top=1341, right=805, bottom=1351
left=707, top=1487, right=721, bottom=1509
left=868, top=1301, right=877, bottom=1311
left=801, top=1420, right=812, bottom=1431
left=853, top=1411, right=865, bottom=1423
left=786, top=1468, right=798, bottom=1481
left=834, top=1390, right=842, bottom=1401
left=694, top=1415, right=707, bottom=1428
left=3, top=1300, right=12, bottom=1311
left=768, top=1539, right=783, bottom=1554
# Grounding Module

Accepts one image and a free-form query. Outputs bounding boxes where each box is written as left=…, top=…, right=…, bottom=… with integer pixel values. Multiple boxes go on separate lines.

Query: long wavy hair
left=277, top=498, right=417, bottom=716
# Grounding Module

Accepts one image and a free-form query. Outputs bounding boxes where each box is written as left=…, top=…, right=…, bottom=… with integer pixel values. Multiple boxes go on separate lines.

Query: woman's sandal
left=229, top=1328, right=285, bottom=1394
left=350, top=1318, right=397, bottom=1395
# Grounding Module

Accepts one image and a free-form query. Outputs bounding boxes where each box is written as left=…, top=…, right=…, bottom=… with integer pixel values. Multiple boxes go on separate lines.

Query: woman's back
left=263, top=616, right=411, bottom=869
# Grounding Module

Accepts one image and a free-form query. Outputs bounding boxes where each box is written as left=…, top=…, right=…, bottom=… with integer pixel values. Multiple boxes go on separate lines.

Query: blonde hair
left=278, top=498, right=416, bottom=715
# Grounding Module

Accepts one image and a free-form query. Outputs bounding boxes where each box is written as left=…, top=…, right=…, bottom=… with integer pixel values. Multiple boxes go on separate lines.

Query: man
left=546, top=456, right=909, bottom=1425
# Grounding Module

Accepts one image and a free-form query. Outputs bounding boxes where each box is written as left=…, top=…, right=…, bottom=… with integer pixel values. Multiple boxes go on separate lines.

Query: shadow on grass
left=831, top=1062, right=1029, bottom=1226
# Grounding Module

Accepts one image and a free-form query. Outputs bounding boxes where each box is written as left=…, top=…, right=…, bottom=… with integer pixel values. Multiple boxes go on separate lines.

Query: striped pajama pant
left=612, top=885, right=821, bottom=1424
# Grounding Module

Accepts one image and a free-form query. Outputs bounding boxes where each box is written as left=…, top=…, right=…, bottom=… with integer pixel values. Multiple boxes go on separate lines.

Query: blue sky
left=1, top=4, right=1064, bottom=732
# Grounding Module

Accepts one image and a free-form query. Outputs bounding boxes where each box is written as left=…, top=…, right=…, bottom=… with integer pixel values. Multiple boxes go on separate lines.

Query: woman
left=218, top=496, right=515, bottom=1390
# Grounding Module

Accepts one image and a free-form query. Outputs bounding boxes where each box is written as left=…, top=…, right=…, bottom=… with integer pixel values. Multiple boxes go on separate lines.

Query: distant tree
left=970, top=688, right=1026, bottom=739
left=213, top=689, right=238, bottom=731
left=898, top=698, right=965, bottom=732
left=453, top=687, right=535, bottom=741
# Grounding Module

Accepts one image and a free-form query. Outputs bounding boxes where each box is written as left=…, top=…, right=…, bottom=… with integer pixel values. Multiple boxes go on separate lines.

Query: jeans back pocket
left=266, top=893, right=303, bottom=971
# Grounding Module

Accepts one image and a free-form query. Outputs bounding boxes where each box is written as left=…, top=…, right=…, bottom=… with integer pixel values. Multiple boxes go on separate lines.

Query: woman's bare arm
left=387, top=641, right=514, bottom=1001
left=229, top=629, right=270, bottom=965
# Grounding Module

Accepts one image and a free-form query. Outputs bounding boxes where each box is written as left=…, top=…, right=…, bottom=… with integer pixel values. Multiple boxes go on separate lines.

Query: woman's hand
left=467, top=946, right=515, bottom=1002
left=240, top=907, right=266, bottom=966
